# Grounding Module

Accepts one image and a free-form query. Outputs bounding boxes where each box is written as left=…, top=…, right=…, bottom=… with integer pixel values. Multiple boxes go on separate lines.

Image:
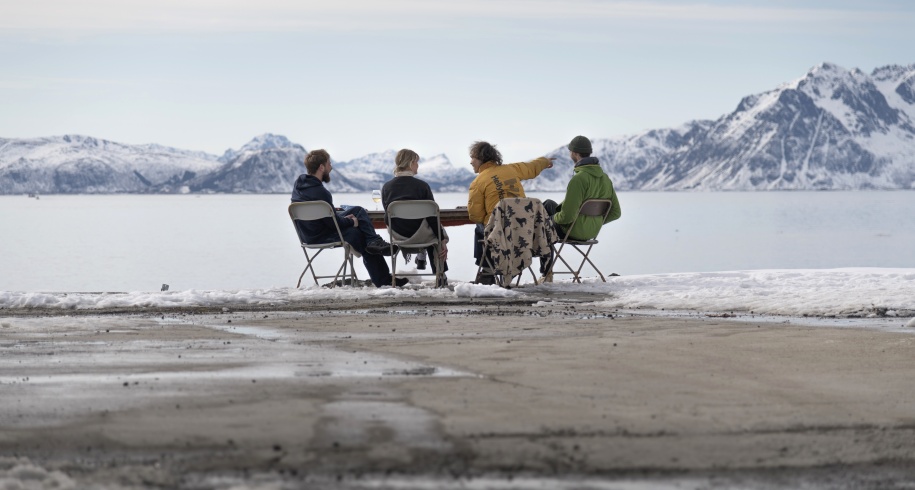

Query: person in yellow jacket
left=466, top=140, right=553, bottom=284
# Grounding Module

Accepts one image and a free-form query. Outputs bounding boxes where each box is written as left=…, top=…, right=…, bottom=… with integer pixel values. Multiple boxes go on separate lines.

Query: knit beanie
left=568, top=135, right=592, bottom=154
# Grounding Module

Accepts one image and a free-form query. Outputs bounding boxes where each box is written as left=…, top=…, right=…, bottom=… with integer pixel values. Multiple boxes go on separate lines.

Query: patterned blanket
left=483, top=197, right=557, bottom=284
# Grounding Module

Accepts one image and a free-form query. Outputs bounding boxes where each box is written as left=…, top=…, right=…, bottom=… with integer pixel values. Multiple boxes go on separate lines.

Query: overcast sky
left=1, top=0, right=913, bottom=164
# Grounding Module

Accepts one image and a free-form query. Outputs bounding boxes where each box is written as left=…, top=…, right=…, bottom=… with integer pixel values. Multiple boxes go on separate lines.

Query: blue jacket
left=290, top=174, right=354, bottom=244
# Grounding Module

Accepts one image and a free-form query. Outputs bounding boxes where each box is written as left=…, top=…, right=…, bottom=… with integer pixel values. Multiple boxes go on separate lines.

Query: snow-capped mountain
left=527, top=121, right=713, bottom=191
left=217, top=133, right=301, bottom=164
left=0, top=135, right=222, bottom=194
left=0, top=133, right=476, bottom=194
left=416, top=153, right=477, bottom=191
left=553, top=62, right=915, bottom=191
left=188, top=134, right=307, bottom=193
left=2, top=62, right=913, bottom=194
left=332, top=150, right=474, bottom=192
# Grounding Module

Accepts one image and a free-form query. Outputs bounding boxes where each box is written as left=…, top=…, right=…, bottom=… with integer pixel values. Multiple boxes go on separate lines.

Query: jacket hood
left=573, top=159, right=605, bottom=176
left=291, top=174, right=323, bottom=201
left=573, top=156, right=600, bottom=168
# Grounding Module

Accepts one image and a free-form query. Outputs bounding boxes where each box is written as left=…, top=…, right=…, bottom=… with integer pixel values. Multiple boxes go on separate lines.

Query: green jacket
left=552, top=159, right=621, bottom=241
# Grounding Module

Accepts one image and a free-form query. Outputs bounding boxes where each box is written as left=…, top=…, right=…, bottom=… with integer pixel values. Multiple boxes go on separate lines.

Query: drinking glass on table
left=371, top=189, right=382, bottom=210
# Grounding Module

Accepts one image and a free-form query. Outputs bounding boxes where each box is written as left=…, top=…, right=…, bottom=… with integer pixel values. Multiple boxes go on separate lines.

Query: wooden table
left=367, top=208, right=472, bottom=229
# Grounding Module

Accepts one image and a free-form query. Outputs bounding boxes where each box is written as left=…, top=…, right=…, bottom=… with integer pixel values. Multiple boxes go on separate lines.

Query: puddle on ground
left=317, top=400, right=451, bottom=451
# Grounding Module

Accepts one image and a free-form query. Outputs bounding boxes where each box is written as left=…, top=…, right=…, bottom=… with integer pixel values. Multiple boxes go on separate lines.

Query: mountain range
left=2, top=62, right=913, bottom=194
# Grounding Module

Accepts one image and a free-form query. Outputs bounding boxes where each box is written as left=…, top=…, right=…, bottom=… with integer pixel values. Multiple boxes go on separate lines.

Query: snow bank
left=1, top=269, right=913, bottom=320
left=581, top=268, right=915, bottom=318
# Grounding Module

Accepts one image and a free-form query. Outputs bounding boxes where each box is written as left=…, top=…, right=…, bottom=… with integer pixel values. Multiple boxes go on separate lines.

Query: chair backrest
left=288, top=201, right=346, bottom=246
left=578, top=199, right=613, bottom=219
left=485, top=197, right=554, bottom=261
left=288, top=201, right=335, bottom=221
left=386, top=200, right=440, bottom=220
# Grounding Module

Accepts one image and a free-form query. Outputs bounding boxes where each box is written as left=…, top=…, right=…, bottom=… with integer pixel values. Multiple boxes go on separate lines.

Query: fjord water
left=1, top=191, right=912, bottom=292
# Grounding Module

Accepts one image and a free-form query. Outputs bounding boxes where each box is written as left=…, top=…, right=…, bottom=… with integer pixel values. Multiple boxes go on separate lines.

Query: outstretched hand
left=545, top=157, right=556, bottom=168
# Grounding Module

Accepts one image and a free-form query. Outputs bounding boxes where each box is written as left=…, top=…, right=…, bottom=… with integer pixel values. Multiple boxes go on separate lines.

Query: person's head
left=469, top=141, right=502, bottom=173
left=568, top=135, right=592, bottom=162
left=394, top=148, right=420, bottom=174
left=305, top=149, right=332, bottom=183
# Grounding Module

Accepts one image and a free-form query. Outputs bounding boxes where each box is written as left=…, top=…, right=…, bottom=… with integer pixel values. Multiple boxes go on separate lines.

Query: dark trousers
left=426, top=245, right=449, bottom=274
left=338, top=205, right=384, bottom=245
left=540, top=199, right=568, bottom=274
left=474, top=224, right=497, bottom=276
left=400, top=245, right=448, bottom=275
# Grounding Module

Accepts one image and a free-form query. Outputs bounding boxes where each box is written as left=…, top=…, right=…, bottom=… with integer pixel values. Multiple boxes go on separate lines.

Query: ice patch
left=0, top=458, right=76, bottom=490
left=453, top=283, right=523, bottom=298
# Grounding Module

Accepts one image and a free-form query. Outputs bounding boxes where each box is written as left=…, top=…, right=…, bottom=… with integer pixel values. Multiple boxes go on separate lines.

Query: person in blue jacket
left=291, top=149, right=406, bottom=287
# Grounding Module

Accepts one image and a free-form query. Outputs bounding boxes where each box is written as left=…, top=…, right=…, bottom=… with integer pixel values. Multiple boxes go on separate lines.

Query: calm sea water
left=1, top=192, right=913, bottom=292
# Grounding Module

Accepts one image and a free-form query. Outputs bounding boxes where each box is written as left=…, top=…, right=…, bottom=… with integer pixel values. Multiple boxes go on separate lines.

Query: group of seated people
left=290, top=136, right=621, bottom=287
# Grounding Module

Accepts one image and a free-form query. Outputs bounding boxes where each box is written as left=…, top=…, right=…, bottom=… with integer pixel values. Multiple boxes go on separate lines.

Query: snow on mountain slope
left=539, top=62, right=915, bottom=191
left=3, top=63, right=914, bottom=194
left=333, top=150, right=475, bottom=192
left=218, top=133, right=301, bottom=164
left=0, top=135, right=221, bottom=194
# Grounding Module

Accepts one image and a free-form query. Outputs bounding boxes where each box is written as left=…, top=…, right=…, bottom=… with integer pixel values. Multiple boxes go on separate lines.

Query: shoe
left=414, top=250, right=427, bottom=270
left=366, top=239, right=397, bottom=256
left=474, top=272, right=496, bottom=286
left=394, top=277, right=409, bottom=287
left=538, top=272, right=553, bottom=284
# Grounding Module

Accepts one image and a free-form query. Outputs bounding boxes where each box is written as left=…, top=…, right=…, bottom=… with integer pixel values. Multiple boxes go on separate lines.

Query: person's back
left=382, top=174, right=435, bottom=238
left=548, top=136, right=620, bottom=241
left=539, top=136, right=620, bottom=282
left=466, top=140, right=553, bottom=284
left=290, top=172, right=338, bottom=244
left=466, top=141, right=553, bottom=225
left=552, top=158, right=620, bottom=240
left=381, top=149, right=449, bottom=278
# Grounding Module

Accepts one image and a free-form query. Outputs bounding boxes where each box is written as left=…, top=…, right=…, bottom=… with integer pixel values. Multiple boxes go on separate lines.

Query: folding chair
left=546, top=199, right=613, bottom=283
left=288, top=202, right=359, bottom=288
left=476, top=197, right=552, bottom=287
left=386, top=200, right=446, bottom=288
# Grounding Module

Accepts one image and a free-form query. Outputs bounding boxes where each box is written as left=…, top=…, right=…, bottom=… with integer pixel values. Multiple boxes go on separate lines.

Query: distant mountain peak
left=872, top=63, right=915, bottom=82
left=356, top=149, right=397, bottom=159
left=811, top=61, right=843, bottom=73
left=240, top=133, right=299, bottom=151
left=219, top=133, right=304, bottom=163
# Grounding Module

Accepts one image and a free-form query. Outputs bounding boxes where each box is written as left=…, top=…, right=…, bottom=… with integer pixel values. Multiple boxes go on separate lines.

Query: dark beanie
left=568, top=135, right=592, bottom=154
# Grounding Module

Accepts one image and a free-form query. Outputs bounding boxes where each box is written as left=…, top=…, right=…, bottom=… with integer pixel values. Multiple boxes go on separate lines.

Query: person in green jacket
left=541, top=135, right=621, bottom=278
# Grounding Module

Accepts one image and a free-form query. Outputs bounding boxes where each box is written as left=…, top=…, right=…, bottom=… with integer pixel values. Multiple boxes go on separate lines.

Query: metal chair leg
left=574, top=244, right=605, bottom=282
left=547, top=242, right=606, bottom=283
left=297, top=248, right=324, bottom=288
left=297, top=246, right=359, bottom=288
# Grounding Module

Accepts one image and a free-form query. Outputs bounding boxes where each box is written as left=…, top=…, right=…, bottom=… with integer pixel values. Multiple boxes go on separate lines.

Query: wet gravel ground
left=2, top=297, right=915, bottom=489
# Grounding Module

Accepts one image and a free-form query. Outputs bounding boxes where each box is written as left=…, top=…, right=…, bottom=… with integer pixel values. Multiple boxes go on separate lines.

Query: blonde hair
left=394, top=149, right=419, bottom=172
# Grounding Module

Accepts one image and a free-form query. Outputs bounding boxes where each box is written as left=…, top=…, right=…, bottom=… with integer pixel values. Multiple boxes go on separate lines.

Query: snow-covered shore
left=2, top=268, right=913, bottom=322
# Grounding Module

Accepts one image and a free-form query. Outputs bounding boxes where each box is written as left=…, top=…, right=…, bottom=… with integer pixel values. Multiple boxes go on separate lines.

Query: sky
left=2, top=0, right=914, bottom=165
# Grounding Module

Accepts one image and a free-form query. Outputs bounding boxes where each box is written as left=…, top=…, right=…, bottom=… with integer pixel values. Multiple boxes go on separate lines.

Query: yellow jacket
left=467, top=157, right=551, bottom=224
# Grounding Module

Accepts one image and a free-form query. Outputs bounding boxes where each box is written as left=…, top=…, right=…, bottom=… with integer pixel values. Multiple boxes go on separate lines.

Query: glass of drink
left=371, top=190, right=382, bottom=210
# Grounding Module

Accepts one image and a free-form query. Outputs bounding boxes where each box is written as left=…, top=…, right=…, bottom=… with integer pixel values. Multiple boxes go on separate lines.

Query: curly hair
left=469, top=141, right=502, bottom=165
